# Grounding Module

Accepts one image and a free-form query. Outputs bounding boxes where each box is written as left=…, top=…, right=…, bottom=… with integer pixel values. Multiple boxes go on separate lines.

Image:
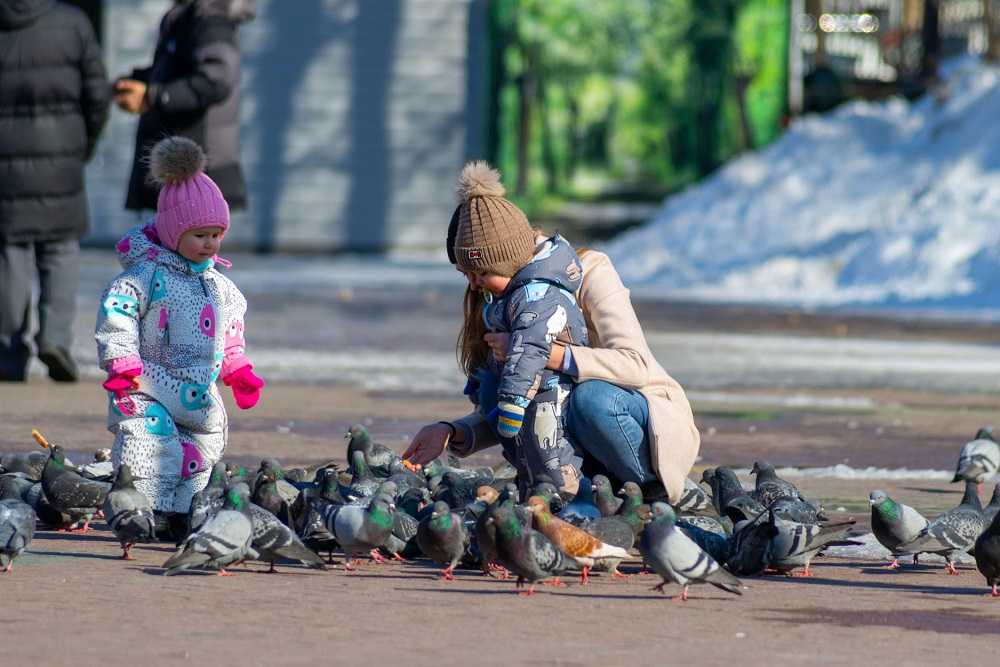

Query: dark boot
left=37, top=344, right=78, bottom=382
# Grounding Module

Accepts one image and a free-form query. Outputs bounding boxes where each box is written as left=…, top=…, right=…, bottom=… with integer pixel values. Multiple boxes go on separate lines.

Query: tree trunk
left=537, top=78, right=558, bottom=193
left=516, top=66, right=536, bottom=197
left=734, top=72, right=755, bottom=150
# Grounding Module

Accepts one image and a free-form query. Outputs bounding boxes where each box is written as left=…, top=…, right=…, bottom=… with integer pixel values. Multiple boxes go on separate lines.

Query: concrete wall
left=86, top=0, right=487, bottom=252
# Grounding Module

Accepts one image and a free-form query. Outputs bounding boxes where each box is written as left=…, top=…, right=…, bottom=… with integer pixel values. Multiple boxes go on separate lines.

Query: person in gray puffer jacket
left=451, top=162, right=588, bottom=497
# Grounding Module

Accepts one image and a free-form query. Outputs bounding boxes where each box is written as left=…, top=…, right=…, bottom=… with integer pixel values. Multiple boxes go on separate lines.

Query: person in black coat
left=114, top=0, right=255, bottom=212
left=0, top=0, right=110, bottom=382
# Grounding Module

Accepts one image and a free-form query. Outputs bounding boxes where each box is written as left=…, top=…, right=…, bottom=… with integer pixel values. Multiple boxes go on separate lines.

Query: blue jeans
left=566, top=380, right=657, bottom=486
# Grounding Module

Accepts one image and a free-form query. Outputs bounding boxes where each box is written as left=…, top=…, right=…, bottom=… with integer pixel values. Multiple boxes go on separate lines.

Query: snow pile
left=607, top=57, right=1000, bottom=309
left=732, top=464, right=956, bottom=481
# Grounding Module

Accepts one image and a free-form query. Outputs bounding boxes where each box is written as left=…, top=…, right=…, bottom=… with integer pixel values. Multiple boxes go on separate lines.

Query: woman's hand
left=113, top=79, right=149, bottom=114
left=484, top=332, right=509, bottom=363
left=402, top=422, right=453, bottom=466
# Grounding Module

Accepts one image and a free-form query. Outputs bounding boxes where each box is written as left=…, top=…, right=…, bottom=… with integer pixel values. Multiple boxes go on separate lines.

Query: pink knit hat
left=149, top=137, right=230, bottom=252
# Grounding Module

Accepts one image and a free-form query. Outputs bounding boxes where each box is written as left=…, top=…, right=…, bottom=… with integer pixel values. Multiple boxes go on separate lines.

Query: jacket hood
left=507, top=235, right=583, bottom=294
left=0, top=0, right=54, bottom=30
left=115, top=223, right=210, bottom=276
left=186, top=0, right=256, bottom=23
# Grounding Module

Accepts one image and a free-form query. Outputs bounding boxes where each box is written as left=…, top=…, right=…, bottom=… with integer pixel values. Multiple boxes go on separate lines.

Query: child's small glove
left=102, top=359, right=143, bottom=394
left=223, top=365, right=265, bottom=410
left=495, top=401, right=526, bottom=439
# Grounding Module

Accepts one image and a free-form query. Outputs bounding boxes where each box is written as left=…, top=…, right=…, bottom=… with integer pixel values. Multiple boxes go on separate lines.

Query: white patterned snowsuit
left=95, top=224, right=252, bottom=512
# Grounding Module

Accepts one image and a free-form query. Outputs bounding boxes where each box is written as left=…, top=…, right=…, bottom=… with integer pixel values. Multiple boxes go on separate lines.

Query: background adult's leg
left=566, top=380, right=657, bottom=487
left=0, top=242, right=34, bottom=381
left=35, top=238, right=80, bottom=381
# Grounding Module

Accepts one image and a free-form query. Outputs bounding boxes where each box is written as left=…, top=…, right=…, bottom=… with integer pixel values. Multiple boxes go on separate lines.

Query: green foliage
left=491, top=0, right=789, bottom=209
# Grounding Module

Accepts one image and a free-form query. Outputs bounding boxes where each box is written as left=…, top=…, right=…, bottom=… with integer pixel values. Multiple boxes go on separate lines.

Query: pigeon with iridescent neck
left=321, top=493, right=396, bottom=569
left=40, top=445, right=110, bottom=531
left=163, top=484, right=257, bottom=575
left=592, top=475, right=622, bottom=517
left=869, top=490, right=928, bottom=568
left=527, top=495, right=629, bottom=583
left=103, top=464, right=155, bottom=559
left=346, top=425, right=400, bottom=478
left=416, top=501, right=469, bottom=580
left=492, top=503, right=570, bottom=595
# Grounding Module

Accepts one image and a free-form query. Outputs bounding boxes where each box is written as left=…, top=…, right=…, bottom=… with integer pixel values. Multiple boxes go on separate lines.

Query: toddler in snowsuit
left=452, top=162, right=588, bottom=497
left=95, top=137, right=264, bottom=514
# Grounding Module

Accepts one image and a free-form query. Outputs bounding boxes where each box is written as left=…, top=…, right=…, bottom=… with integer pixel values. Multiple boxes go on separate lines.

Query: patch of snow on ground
left=733, top=464, right=955, bottom=480
left=607, top=56, right=1000, bottom=310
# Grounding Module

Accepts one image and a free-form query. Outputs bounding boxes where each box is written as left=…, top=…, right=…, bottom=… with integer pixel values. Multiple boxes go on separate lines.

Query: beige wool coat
left=452, top=249, right=701, bottom=503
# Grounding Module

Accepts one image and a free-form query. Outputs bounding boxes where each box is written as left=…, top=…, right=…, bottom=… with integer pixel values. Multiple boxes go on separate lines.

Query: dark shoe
left=640, top=479, right=669, bottom=503
left=38, top=345, right=78, bottom=382
left=0, top=357, right=27, bottom=382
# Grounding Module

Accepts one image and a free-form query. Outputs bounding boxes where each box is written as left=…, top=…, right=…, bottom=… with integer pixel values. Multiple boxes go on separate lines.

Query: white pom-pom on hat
left=149, top=136, right=207, bottom=186
left=456, top=160, right=506, bottom=202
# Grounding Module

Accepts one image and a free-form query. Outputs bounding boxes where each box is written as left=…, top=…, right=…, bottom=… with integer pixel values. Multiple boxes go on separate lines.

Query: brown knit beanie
left=452, top=161, right=536, bottom=277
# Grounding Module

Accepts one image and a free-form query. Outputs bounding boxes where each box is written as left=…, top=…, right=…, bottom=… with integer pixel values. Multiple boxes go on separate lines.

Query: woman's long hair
left=457, top=285, right=489, bottom=377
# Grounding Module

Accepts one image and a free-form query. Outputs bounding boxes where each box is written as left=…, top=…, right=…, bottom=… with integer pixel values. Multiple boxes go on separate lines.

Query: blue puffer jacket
left=483, top=235, right=588, bottom=410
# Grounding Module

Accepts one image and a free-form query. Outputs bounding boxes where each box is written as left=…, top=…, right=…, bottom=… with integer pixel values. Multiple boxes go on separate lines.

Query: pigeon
left=0, top=498, right=35, bottom=573
left=952, top=427, right=999, bottom=484
left=558, top=476, right=601, bottom=522
left=974, top=510, right=1000, bottom=597
left=640, top=503, right=742, bottom=601
left=674, top=478, right=712, bottom=514
left=907, top=480, right=985, bottom=574
left=321, top=493, right=396, bottom=569
left=473, top=484, right=525, bottom=577
left=398, top=486, right=433, bottom=521
left=579, top=514, right=635, bottom=551
left=0, top=451, right=48, bottom=480
left=416, top=501, right=469, bottom=579
left=984, top=484, right=1000, bottom=526
left=726, top=510, right=778, bottom=576
left=103, top=464, right=156, bottom=560
left=528, top=479, right=563, bottom=513
left=163, top=484, right=257, bottom=575
left=769, top=496, right=826, bottom=524
left=346, top=425, right=400, bottom=478
left=0, top=472, right=35, bottom=502
left=188, top=462, right=228, bottom=535
left=592, top=475, right=622, bottom=517
left=433, top=471, right=480, bottom=509
left=768, top=512, right=857, bottom=577
left=40, top=444, right=110, bottom=531
left=253, top=471, right=294, bottom=527
left=382, top=504, right=421, bottom=560
left=705, top=467, right=764, bottom=518
left=491, top=503, right=571, bottom=595
left=248, top=502, right=326, bottom=573
left=676, top=514, right=728, bottom=538
left=338, top=450, right=381, bottom=502
left=868, top=490, right=929, bottom=568
left=676, top=520, right=730, bottom=565
left=722, top=495, right=768, bottom=524
left=750, top=461, right=803, bottom=507
left=616, top=482, right=649, bottom=537
left=526, top=496, right=629, bottom=583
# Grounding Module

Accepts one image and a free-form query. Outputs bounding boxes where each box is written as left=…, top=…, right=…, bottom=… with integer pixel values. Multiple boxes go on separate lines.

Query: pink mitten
left=102, top=358, right=143, bottom=394
left=223, top=365, right=265, bottom=410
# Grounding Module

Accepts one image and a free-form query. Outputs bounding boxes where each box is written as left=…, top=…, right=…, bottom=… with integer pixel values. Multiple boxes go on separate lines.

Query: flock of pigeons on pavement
left=1, top=424, right=1000, bottom=600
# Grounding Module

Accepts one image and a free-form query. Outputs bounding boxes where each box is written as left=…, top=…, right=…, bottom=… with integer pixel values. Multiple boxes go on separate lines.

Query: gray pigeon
left=0, top=498, right=35, bottom=573
left=346, top=425, right=400, bottom=478
left=103, top=464, right=156, bottom=559
left=952, top=427, right=999, bottom=484
left=907, top=480, right=985, bottom=574
left=321, top=493, right=396, bottom=569
left=0, top=472, right=35, bottom=502
left=640, top=503, right=742, bottom=601
left=248, top=503, right=326, bottom=573
left=868, top=490, right=928, bottom=568
left=0, top=451, right=47, bottom=480
left=677, top=514, right=728, bottom=537
left=382, top=502, right=421, bottom=560
left=768, top=512, right=856, bottom=577
left=974, top=510, right=1000, bottom=597
left=163, top=485, right=257, bottom=575
left=591, top=475, right=622, bottom=517
left=674, top=478, right=712, bottom=514
left=491, top=503, right=570, bottom=595
left=750, top=461, right=803, bottom=507
left=416, top=501, right=469, bottom=579
left=188, top=462, right=228, bottom=535
left=41, top=445, right=110, bottom=531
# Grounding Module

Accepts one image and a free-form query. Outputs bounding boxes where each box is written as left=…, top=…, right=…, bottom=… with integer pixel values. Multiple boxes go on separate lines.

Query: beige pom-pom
left=148, top=136, right=206, bottom=185
left=456, top=161, right=505, bottom=202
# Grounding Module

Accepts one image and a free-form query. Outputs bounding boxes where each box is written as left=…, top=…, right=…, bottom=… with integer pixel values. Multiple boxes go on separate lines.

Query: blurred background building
left=63, top=0, right=999, bottom=252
